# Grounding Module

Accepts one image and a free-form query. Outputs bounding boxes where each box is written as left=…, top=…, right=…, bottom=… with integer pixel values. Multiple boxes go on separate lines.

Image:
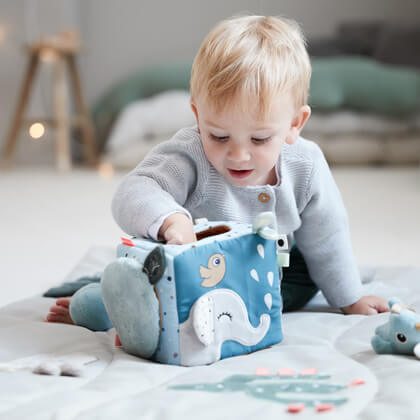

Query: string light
left=40, top=47, right=58, bottom=62
left=98, top=162, right=114, bottom=178
left=0, top=24, right=6, bottom=45
left=29, top=122, right=45, bottom=139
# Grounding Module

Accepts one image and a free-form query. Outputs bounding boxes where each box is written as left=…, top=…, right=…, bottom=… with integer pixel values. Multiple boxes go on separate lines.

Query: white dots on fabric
left=257, top=244, right=264, bottom=259
left=267, top=272, right=274, bottom=287
left=264, top=293, right=272, bottom=310
left=250, top=269, right=259, bottom=282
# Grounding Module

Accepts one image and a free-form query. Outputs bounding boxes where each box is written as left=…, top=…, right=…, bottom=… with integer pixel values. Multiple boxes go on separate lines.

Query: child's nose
left=227, top=144, right=250, bottom=162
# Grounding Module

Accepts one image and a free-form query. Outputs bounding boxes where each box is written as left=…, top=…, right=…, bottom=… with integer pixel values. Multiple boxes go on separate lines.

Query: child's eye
left=251, top=136, right=271, bottom=144
left=210, top=133, right=229, bottom=142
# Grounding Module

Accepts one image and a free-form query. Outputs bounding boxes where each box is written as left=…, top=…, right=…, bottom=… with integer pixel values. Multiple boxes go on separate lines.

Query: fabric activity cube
left=113, top=213, right=288, bottom=366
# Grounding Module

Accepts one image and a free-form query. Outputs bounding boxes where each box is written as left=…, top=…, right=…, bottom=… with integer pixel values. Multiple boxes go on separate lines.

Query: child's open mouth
left=228, top=169, right=253, bottom=178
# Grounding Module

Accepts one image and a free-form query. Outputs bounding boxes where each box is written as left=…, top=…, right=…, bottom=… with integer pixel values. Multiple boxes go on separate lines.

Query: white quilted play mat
left=1, top=246, right=419, bottom=420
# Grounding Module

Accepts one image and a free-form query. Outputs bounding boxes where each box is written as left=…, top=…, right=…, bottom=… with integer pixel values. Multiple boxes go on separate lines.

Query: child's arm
left=111, top=128, right=208, bottom=238
left=293, top=143, right=364, bottom=310
left=293, top=144, right=390, bottom=315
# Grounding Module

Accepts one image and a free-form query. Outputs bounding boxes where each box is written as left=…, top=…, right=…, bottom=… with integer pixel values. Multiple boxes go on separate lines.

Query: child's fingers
left=49, top=305, right=69, bottom=316
left=165, top=227, right=196, bottom=245
left=374, top=302, right=390, bottom=313
left=367, top=306, right=379, bottom=315
left=165, top=231, right=184, bottom=245
left=56, top=297, right=72, bottom=308
left=368, top=296, right=390, bottom=313
left=45, top=313, right=69, bottom=323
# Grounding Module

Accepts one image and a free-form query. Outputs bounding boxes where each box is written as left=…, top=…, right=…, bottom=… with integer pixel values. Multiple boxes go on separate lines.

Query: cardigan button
left=258, top=193, right=270, bottom=203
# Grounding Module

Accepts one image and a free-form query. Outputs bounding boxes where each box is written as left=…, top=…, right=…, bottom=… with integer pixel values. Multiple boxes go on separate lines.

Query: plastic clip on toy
left=252, top=211, right=289, bottom=269
left=371, top=298, right=420, bottom=358
left=101, top=212, right=289, bottom=366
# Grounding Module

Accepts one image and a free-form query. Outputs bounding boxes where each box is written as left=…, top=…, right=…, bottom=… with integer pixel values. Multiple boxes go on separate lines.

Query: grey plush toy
left=101, top=246, right=166, bottom=359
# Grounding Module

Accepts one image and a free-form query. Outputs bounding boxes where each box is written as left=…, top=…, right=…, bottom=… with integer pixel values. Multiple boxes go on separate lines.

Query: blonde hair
left=190, top=15, right=311, bottom=116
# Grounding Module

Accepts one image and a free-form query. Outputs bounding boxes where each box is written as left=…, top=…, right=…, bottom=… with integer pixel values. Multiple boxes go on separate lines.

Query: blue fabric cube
left=117, top=219, right=284, bottom=366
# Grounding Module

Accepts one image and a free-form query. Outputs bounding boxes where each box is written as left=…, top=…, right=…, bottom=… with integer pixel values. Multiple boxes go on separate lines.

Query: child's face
left=191, top=92, right=310, bottom=187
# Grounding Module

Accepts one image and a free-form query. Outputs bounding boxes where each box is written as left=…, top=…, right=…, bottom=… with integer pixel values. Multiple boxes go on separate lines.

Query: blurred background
left=0, top=0, right=419, bottom=306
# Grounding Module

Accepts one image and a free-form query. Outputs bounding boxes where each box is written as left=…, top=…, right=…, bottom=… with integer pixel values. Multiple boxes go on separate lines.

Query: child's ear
left=190, top=101, right=199, bottom=124
left=190, top=101, right=201, bottom=134
left=286, top=105, right=311, bottom=145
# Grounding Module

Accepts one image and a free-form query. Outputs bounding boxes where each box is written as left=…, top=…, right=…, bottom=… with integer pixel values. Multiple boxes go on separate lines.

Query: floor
left=1, top=165, right=419, bottom=308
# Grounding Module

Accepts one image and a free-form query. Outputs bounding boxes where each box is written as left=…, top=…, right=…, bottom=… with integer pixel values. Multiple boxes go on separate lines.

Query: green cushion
left=309, top=56, right=420, bottom=115
left=92, top=62, right=192, bottom=152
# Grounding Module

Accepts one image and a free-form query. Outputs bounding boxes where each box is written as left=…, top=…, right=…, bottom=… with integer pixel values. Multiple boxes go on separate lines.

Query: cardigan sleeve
left=111, top=128, right=208, bottom=238
left=293, top=143, right=362, bottom=308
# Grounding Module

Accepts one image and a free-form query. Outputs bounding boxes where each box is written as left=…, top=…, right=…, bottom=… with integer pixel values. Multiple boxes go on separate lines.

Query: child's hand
left=159, top=213, right=197, bottom=245
left=341, top=296, right=390, bottom=315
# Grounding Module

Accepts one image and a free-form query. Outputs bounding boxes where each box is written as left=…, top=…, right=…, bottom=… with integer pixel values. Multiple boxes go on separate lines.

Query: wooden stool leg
left=66, top=55, right=97, bottom=167
left=1, top=54, right=39, bottom=168
left=53, top=55, right=72, bottom=172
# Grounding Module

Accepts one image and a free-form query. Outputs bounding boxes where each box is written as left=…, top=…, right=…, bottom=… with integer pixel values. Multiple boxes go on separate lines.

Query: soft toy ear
left=389, top=297, right=402, bottom=310
left=391, top=303, right=404, bottom=314
left=192, top=294, right=215, bottom=346
left=143, top=246, right=166, bottom=284
left=416, top=323, right=420, bottom=332
left=414, top=343, right=420, bottom=359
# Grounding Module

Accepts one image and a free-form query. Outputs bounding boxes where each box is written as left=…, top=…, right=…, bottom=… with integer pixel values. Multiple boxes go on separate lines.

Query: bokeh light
left=98, top=162, right=114, bottom=178
left=29, top=122, right=45, bottom=139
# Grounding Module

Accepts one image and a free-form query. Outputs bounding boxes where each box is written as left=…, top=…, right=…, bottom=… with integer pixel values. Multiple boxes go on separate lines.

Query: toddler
left=47, top=15, right=388, bottom=328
